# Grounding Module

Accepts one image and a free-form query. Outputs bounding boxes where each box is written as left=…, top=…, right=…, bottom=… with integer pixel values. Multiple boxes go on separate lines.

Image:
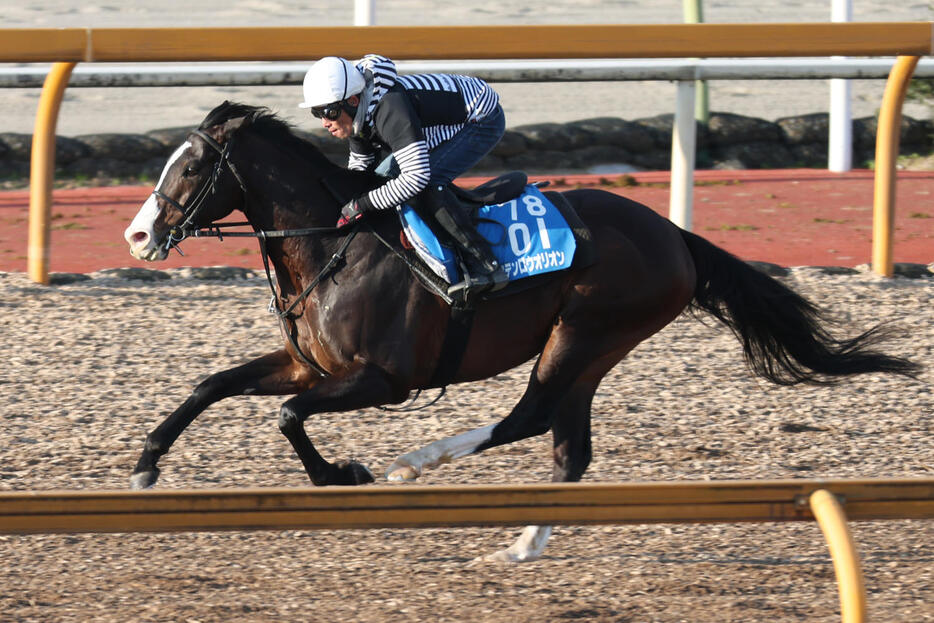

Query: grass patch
left=909, top=212, right=931, bottom=219
left=51, top=222, right=89, bottom=230
left=813, top=217, right=849, bottom=224
left=596, top=175, right=639, bottom=188
left=695, top=179, right=737, bottom=187
left=707, top=224, right=759, bottom=231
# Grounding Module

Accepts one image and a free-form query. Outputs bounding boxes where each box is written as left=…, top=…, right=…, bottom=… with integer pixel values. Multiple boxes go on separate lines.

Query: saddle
left=451, top=171, right=529, bottom=207
left=394, top=172, right=596, bottom=309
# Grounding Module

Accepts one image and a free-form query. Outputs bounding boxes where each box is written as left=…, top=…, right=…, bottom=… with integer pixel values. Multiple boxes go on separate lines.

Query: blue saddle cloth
left=397, top=184, right=577, bottom=285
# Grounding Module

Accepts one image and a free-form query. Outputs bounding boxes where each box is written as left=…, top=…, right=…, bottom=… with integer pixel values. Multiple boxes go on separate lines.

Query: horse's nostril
left=131, top=231, right=148, bottom=245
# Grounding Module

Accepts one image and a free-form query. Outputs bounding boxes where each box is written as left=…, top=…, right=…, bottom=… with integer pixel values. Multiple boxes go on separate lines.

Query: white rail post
left=354, top=0, right=375, bottom=26
left=683, top=0, right=709, bottom=122
left=828, top=0, right=853, bottom=172
left=669, top=80, right=697, bottom=231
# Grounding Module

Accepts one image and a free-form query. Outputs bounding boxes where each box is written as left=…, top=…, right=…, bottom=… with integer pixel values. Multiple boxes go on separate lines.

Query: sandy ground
left=0, top=1, right=932, bottom=136
left=0, top=267, right=931, bottom=622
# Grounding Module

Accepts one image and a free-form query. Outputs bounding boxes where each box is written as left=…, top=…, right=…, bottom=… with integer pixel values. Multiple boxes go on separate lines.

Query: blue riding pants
left=374, top=104, right=506, bottom=187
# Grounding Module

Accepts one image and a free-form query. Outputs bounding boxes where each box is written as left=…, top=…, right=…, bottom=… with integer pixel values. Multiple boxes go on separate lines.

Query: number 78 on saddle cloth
left=398, top=184, right=578, bottom=284
left=476, top=185, right=577, bottom=280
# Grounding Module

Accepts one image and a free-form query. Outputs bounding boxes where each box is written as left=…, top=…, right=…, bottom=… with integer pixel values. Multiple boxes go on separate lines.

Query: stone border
left=1, top=111, right=932, bottom=183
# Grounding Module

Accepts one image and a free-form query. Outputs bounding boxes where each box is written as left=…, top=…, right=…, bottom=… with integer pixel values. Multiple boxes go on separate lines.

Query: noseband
left=152, top=129, right=248, bottom=254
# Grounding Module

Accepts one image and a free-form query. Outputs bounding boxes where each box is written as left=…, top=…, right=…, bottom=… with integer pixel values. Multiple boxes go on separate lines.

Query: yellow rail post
left=809, top=489, right=868, bottom=623
left=872, top=55, right=921, bottom=277
left=28, top=61, right=76, bottom=285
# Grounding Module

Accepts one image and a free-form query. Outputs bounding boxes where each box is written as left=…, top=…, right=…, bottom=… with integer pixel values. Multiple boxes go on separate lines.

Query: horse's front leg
left=277, top=362, right=401, bottom=486
left=130, top=349, right=310, bottom=489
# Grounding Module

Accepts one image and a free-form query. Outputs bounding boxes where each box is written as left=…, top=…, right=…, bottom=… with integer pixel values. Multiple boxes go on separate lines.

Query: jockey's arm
left=355, top=140, right=430, bottom=212
left=355, top=91, right=431, bottom=212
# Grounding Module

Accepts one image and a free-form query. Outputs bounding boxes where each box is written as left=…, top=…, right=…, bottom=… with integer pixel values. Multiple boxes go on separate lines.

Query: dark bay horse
left=124, top=102, right=919, bottom=561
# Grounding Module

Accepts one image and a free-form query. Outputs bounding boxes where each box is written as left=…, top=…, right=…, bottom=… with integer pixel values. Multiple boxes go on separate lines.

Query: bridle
left=151, top=127, right=352, bottom=379
left=146, top=126, right=446, bottom=410
left=152, top=129, right=249, bottom=255
left=153, top=128, right=346, bottom=251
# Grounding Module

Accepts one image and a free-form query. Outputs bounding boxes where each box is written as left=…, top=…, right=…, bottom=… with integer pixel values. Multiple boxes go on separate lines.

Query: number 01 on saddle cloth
left=397, top=184, right=578, bottom=285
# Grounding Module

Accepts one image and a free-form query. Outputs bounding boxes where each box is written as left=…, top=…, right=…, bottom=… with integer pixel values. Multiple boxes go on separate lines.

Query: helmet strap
left=341, top=100, right=358, bottom=119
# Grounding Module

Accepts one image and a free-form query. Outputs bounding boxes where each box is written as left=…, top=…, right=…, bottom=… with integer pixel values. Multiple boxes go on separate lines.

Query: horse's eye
left=183, top=164, right=200, bottom=177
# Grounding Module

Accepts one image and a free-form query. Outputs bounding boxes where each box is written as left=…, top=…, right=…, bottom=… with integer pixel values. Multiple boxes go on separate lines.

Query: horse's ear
left=205, top=115, right=253, bottom=145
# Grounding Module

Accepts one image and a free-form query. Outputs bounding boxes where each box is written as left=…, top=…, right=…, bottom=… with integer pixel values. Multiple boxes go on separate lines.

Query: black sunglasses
left=311, top=103, right=344, bottom=120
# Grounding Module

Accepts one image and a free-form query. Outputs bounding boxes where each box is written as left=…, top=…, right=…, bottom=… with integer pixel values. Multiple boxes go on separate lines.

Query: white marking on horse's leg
left=129, top=469, right=159, bottom=490
left=385, top=423, right=495, bottom=481
left=480, top=525, right=554, bottom=563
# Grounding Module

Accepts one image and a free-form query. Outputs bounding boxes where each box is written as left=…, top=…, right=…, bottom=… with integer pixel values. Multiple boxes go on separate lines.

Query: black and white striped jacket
left=348, top=54, right=501, bottom=212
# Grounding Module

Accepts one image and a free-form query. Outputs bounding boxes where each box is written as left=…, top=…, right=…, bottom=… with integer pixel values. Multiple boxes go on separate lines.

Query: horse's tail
left=679, top=229, right=921, bottom=385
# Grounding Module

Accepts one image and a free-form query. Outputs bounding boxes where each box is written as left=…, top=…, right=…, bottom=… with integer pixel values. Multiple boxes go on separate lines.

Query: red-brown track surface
left=1, top=169, right=931, bottom=274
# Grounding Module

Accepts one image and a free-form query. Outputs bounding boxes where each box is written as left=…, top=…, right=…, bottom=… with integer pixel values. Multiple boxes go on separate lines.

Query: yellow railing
left=1, top=479, right=931, bottom=623
left=1, top=23, right=931, bottom=61
left=1, top=23, right=931, bottom=282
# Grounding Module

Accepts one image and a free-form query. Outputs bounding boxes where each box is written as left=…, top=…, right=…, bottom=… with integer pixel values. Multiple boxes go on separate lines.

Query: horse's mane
left=199, top=100, right=338, bottom=169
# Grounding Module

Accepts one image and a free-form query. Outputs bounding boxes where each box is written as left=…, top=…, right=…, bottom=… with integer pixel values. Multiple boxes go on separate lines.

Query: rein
left=151, top=127, right=445, bottom=410
left=153, top=128, right=354, bottom=379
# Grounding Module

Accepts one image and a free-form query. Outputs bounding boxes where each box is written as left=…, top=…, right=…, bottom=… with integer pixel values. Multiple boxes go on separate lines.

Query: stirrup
left=447, top=264, right=508, bottom=297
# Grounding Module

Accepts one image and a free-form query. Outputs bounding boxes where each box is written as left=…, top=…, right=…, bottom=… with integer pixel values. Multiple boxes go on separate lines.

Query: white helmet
left=298, top=57, right=366, bottom=109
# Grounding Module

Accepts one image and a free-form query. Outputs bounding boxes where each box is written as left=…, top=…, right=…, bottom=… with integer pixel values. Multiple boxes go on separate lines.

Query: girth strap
left=427, top=305, right=476, bottom=389
left=367, top=225, right=476, bottom=389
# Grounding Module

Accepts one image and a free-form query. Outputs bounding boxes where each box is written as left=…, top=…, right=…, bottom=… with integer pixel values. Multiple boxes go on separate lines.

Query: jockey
left=299, top=54, right=508, bottom=293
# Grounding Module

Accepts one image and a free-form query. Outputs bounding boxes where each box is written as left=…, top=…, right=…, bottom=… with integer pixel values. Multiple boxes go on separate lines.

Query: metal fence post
left=872, top=55, right=920, bottom=277
left=28, top=61, right=75, bottom=285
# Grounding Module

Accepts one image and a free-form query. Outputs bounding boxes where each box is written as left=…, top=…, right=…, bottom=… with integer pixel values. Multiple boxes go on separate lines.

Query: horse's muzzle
left=125, top=228, right=169, bottom=261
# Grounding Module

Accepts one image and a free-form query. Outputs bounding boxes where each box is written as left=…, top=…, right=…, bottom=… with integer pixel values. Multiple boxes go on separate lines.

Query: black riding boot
left=421, top=185, right=508, bottom=295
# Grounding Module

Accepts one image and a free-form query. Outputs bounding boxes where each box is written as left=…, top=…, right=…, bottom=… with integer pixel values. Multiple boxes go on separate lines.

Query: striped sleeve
left=348, top=136, right=376, bottom=171
left=357, top=140, right=430, bottom=211
left=455, top=75, right=499, bottom=121
left=348, top=150, right=375, bottom=171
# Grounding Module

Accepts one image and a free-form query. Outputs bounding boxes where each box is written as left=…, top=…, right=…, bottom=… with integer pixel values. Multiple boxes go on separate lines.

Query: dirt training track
left=0, top=170, right=932, bottom=622
left=0, top=169, right=932, bottom=274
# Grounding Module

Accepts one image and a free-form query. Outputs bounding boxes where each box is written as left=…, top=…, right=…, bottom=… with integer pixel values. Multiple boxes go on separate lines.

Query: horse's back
left=564, top=188, right=694, bottom=273
left=560, top=187, right=696, bottom=325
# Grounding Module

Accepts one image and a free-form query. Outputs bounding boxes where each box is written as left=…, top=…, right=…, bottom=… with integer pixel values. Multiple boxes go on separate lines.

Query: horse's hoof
left=476, top=548, right=540, bottom=564
left=385, top=462, right=420, bottom=482
left=333, top=460, right=374, bottom=485
left=129, top=469, right=159, bottom=490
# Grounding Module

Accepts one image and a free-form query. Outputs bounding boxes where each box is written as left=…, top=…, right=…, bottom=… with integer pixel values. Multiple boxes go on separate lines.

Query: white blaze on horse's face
left=124, top=141, right=192, bottom=261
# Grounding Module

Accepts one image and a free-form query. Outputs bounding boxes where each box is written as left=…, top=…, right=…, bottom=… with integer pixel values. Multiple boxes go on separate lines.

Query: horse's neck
left=239, top=154, right=383, bottom=294
left=241, top=155, right=378, bottom=232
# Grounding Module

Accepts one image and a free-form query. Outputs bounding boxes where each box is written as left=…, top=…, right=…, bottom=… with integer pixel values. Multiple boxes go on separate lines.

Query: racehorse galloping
left=124, top=102, right=919, bottom=561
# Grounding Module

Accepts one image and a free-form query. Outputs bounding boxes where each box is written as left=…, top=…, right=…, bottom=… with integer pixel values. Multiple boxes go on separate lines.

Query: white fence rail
left=3, top=58, right=934, bottom=87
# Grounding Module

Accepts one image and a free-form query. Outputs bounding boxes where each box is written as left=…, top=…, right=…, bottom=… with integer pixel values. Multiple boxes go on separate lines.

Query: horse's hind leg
left=385, top=337, right=613, bottom=485
left=482, top=379, right=598, bottom=562
left=383, top=365, right=556, bottom=482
